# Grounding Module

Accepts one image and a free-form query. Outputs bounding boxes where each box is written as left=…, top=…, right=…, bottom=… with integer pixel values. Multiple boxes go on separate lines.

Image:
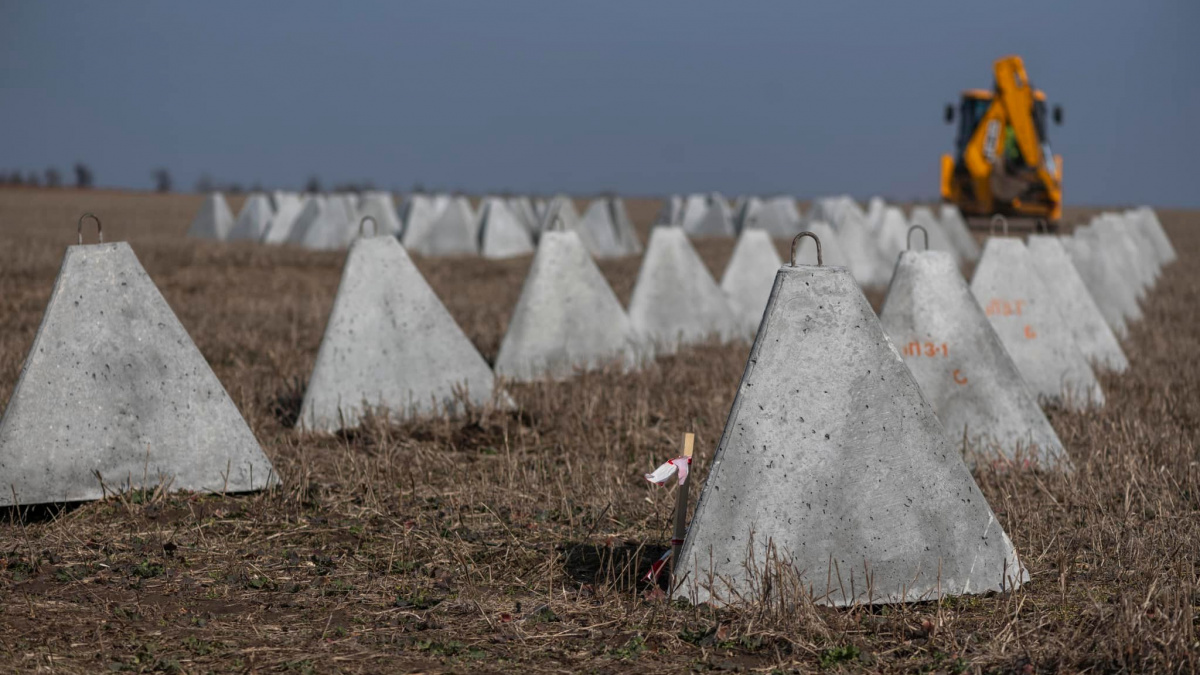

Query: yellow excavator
left=941, top=56, right=1063, bottom=227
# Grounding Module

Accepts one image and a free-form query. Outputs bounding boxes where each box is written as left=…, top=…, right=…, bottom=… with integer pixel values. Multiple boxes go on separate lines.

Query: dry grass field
left=0, top=189, right=1195, bottom=674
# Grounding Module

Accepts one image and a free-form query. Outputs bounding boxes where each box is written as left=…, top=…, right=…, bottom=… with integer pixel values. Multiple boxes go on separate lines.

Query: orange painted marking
left=953, top=369, right=968, bottom=385
left=1024, top=324, right=1037, bottom=339
left=985, top=298, right=1027, bottom=317
left=903, top=341, right=950, bottom=358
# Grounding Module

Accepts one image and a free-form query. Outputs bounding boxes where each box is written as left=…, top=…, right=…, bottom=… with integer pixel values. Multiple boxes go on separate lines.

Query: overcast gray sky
left=2, top=1, right=1197, bottom=206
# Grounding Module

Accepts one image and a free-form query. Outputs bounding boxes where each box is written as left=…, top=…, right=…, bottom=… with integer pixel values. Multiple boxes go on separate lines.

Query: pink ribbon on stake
left=644, top=456, right=691, bottom=487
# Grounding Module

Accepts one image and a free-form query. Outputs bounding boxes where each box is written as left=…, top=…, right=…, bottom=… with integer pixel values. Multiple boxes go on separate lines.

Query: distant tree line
left=1, top=165, right=395, bottom=195
left=0, top=164, right=93, bottom=188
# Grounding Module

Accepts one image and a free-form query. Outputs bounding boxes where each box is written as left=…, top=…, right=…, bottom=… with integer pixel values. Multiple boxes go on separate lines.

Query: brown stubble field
left=0, top=189, right=1196, bottom=673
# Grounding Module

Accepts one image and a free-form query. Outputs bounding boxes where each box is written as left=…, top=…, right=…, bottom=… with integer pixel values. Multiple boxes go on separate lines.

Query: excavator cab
left=941, top=56, right=1064, bottom=227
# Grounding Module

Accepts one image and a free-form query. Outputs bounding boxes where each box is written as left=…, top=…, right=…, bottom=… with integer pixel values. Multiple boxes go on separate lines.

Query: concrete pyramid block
left=578, top=199, right=626, bottom=258
left=356, top=192, right=403, bottom=236
left=287, top=197, right=343, bottom=250
left=939, top=204, right=981, bottom=262
left=875, top=207, right=910, bottom=267
left=1027, top=235, right=1129, bottom=373
left=325, top=195, right=359, bottom=249
left=1094, top=214, right=1156, bottom=293
left=1059, top=233, right=1136, bottom=336
left=880, top=249, right=1067, bottom=466
left=676, top=260, right=1025, bottom=606
left=1095, top=215, right=1155, bottom=293
left=741, top=197, right=801, bottom=238
left=657, top=195, right=684, bottom=225
left=685, top=193, right=736, bottom=238
left=720, top=229, right=783, bottom=336
left=910, top=206, right=962, bottom=267
left=866, top=196, right=886, bottom=232
left=628, top=227, right=740, bottom=351
left=792, top=221, right=850, bottom=268
left=187, top=192, right=235, bottom=241
left=1083, top=220, right=1148, bottom=302
left=1075, top=222, right=1147, bottom=314
left=537, top=195, right=582, bottom=239
left=0, top=241, right=276, bottom=506
left=1129, top=206, right=1176, bottom=264
left=1116, top=213, right=1163, bottom=285
left=404, top=196, right=477, bottom=257
left=495, top=231, right=640, bottom=381
left=297, top=235, right=498, bottom=431
left=807, top=195, right=865, bottom=229
left=228, top=193, right=274, bottom=242
left=400, top=194, right=447, bottom=243
left=508, top=196, right=541, bottom=236
left=828, top=209, right=888, bottom=287
left=609, top=197, right=643, bottom=255
left=263, top=193, right=306, bottom=244
left=970, top=238, right=1104, bottom=409
left=1119, top=214, right=1165, bottom=283
left=478, top=197, right=534, bottom=259
left=735, top=196, right=763, bottom=232
left=680, top=193, right=709, bottom=231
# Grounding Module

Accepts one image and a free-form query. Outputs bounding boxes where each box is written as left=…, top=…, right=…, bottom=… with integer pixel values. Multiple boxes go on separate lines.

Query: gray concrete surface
left=478, top=198, right=535, bottom=259
left=610, top=197, right=643, bottom=255
left=686, top=194, right=736, bottom=238
left=494, top=231, right=640, bottom=381
left=874, top=206, right=909, bottom=268
left=296, top=235, right=499, bottom=431
left=628, top=226, right=740, bottom=351
left=1129, top=206, right=1176, bottom=264
left=228, top=193, right=274, bottom=242
left=1088, top=217, right=1150, bottom=300
left=679, top=193, right=709, bottom=232
left=0, top=242, right=276, bottom=506
left=1096, top=214, right=1158, bottom=292
left=720, top=229, right=783, bottom=336
left=404, top=196, right=478, bottom=257
left=262, top=193, right=305, bottom=244
left=739, top=197, right=802, bottom=238
left=1059, top=233, right=1138, bottom=335
left=828, top=209, right=888, bottom=288
left=1027, top=235, right=1129, bottom=373
left=910, top=206, right=963, bottom=268
left=537, top=195, right=582, bottom=241
left=675, top=263, right=1026, bottom=606
left=939, top=204, right=981, bottom=262
left=657, top=195, right=684, bottom=226
left=970, top=238, right=1104, bottom=410
left=577, top=199, right=626, bottom=258
left=507, top=196, right=540, bottom=237
left=287, top=196, right=344, bottom=251
left=356, top=192, right=403, bottom=236
left=1111, top=213, right=1163, bottom=285
left=880, top=250, right=1068, bottom=467
left=1077, top=224, right=1149, bottom=313
left=400, top=193, right=448, bottom=244
left=186, top=192, right=235, bottom=241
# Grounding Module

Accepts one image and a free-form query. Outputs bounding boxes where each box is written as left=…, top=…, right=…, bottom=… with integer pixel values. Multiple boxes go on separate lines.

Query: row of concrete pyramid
left=0, top=205, right=1174, bottom=610
left=659, top=192, right=979, bottom=289
left=186, top=201, right=1174, bottom=442
left=187, top=191, right=642, bottom=260
left=297, top=224, right=780, bottom=431
left=880, top=206, right=1174, bottom=473
left=673, top=206, right=1176, bottom=607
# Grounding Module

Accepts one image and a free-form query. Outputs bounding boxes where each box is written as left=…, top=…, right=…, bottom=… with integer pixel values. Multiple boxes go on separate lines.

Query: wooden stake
left=669, top=432, right=695, bottom=586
